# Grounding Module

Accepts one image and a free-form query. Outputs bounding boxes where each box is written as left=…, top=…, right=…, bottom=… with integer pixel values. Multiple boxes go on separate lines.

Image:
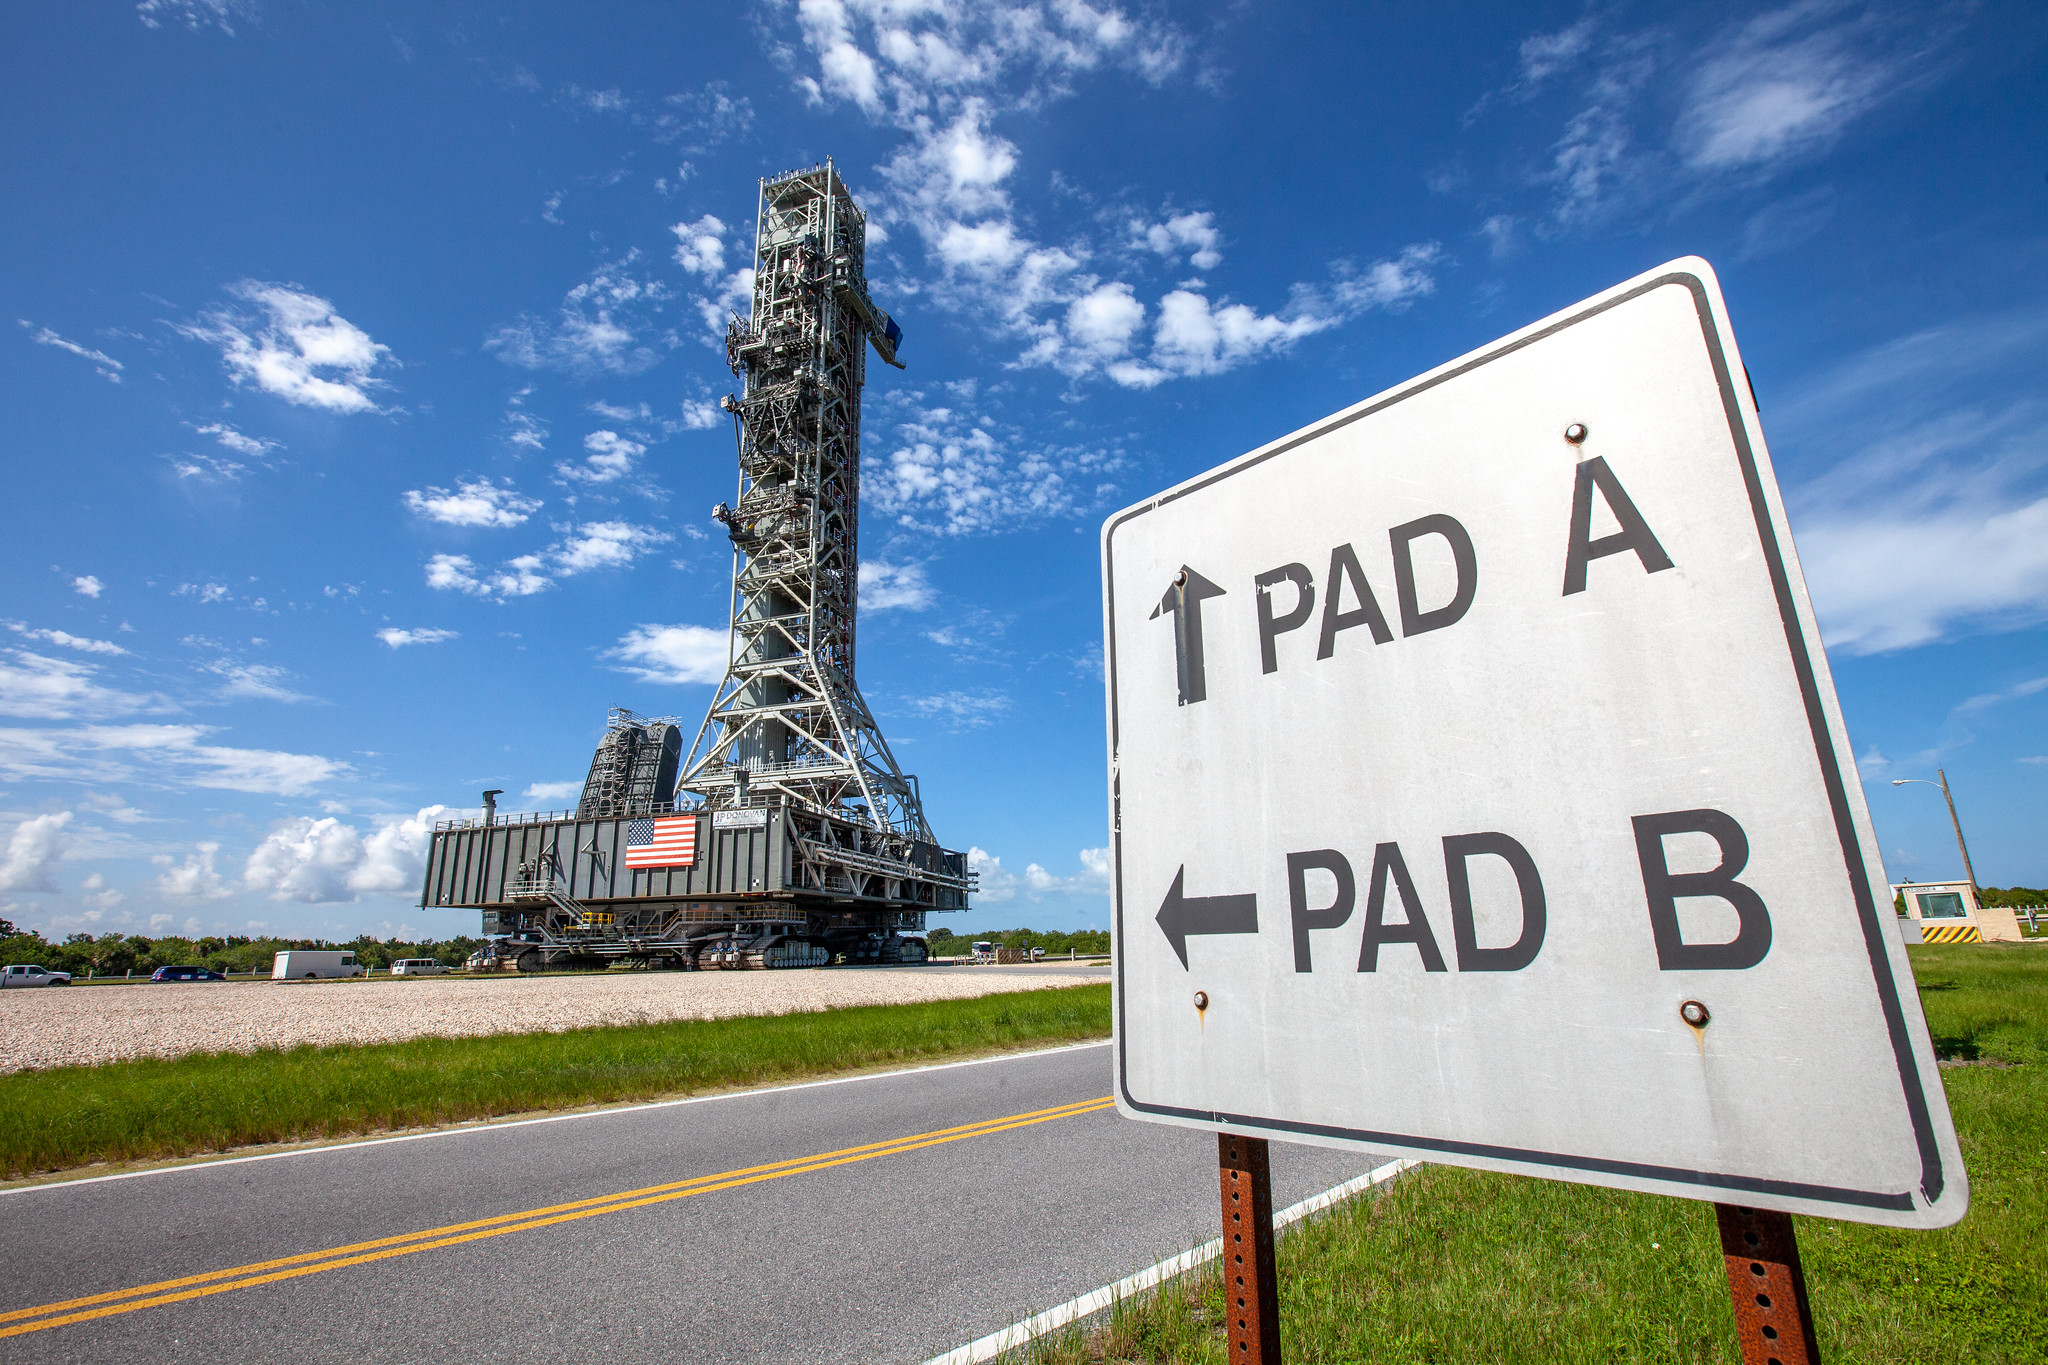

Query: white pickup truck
left=1, top=964, right=72, bottom=988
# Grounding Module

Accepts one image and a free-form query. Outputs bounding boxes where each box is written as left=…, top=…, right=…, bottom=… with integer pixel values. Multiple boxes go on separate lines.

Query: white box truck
left=271, top=950, right=365, bottom=980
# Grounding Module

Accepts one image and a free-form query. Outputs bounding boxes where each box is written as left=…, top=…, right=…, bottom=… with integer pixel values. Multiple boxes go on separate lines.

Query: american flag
left=624, top=815, right=697, bottom=869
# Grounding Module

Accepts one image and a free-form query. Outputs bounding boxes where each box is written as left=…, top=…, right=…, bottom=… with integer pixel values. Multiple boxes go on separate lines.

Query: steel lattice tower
left=678, top=161, right=929, bottom=839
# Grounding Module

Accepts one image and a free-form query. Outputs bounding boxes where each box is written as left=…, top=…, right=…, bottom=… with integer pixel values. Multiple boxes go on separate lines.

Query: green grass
left=0, top=983, right=1111, bottom=1180
left=1013, top=944, right=2047, bottom=1363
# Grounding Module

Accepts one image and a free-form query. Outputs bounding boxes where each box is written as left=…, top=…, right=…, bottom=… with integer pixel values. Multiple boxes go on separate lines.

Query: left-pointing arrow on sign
left=1155, top=866, right=1259, bottom=969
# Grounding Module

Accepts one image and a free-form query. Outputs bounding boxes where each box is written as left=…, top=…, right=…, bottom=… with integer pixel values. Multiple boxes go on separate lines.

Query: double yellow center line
left=1, top=1094, right=1115, bottom=1340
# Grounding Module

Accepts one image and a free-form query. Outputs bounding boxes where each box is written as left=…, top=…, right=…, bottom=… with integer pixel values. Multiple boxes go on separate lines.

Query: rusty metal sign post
left=1107, top=258, right=1968, bottom=1364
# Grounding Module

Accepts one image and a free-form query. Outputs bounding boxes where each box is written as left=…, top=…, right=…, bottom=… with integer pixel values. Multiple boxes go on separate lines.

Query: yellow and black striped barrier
left=1918, top=923, right=1982, bottom=945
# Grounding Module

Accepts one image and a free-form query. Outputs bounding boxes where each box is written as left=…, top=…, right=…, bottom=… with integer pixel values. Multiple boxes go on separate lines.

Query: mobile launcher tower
left=421, top=162, right=974, bottom=970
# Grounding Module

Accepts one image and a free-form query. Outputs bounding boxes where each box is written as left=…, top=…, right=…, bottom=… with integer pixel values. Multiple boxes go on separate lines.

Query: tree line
left=0, top=921, right=485, bottom=978
left=924, top=926, right=1111, bottom=957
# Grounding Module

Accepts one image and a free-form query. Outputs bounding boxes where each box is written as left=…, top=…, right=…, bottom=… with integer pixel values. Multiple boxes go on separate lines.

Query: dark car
left=150, top=965, right=226, bottom=982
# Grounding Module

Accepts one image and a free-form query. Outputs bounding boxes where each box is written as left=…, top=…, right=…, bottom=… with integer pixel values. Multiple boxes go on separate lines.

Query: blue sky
left=3, top=0, right=2044, bottom=942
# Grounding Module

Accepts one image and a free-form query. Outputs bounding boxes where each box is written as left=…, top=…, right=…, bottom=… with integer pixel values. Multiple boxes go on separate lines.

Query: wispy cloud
left=905, top=689, right=1011, bottom=728
left=487, top=253, right=673, bottom=376
left=858, top=560, right=933, bottom=611
left=0, top=724, right=344, bottom=795
left=4, top=622, right=127, bottom=656
left=868, top=399, right=1122, bottom=534
left=20, top=321, right=123, bottom=382
left=376, top=628, right=459, bottom=649
left=136, top=0, right=257, bottom=35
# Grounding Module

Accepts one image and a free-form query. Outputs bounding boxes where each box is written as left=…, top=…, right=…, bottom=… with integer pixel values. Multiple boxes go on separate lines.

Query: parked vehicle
left=390, top=958, right=450, bottom=977
left=1, top=964, right=71, bottom=988
left=150, top=965, right=226, bottom=982
left=270, top=950, right=365, bottom=980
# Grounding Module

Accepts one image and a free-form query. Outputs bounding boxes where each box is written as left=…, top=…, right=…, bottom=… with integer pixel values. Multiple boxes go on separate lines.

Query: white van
left=271, top=950, right=365, bottom=980
left=390, top=958, right=449, bottom=977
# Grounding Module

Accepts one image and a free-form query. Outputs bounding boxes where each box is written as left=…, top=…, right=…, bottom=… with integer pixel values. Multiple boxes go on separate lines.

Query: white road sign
left=1102, top=258, right=1965, bottom=1228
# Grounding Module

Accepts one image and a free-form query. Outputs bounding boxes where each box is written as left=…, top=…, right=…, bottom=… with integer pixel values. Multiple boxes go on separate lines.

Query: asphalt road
left=0, top=1041, right=1384, bottom=1364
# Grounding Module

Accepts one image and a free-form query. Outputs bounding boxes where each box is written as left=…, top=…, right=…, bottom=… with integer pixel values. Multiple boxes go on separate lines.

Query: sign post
left=1103, top=258, right=1965, bottom=1357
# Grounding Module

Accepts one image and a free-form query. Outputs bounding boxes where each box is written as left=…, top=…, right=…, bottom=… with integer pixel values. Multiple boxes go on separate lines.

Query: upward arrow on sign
left=1155, top=866, right=1259, bottom=969
left=1150, top=567, right=1226, bottom=705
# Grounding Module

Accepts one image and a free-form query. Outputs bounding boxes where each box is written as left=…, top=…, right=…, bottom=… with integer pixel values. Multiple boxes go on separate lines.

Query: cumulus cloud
left=869, top=402, right=1122, bottom=534
left=1134, top=211, right=1222, bottom=270
left=204, top=659, right=310, bottom=704
left=376, top=628, right=458, bottom=649
left=859, top=560, right=934, bottom=611
left=680, top=398, right=723, bottom=430
left=21, top=321, right=123, bottom=382
left=179, top=281, right=393, bottom=413
left=153, top=841, right=230, bottom=901
left=671, top=214, right=729, bottom=276
left=72, top=576, right=103, bottom=598
left=0, top=812, right=72, bottom=894
left=136, top=0, right=256, bottom=34
left=195, top=423, right=280, bottom=458
left=966, top=844, right=1110, bottom=905
left=426, top=523, right=667, bottom=599
left=775, top=11, right=1435, bottom=390
left=243, top=805, right=452, bottom=903
left=557, top=430, right=646, bottom=484
left=607, top=623, right=728, bottom=684
left=487, top=253, right=671, bottom=376
left=403, top=479, right=541, bottom=527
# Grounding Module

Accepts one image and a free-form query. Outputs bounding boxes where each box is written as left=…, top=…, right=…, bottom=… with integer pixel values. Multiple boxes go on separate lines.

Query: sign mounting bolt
left=1680, top=1000, right=1711, bottom=1028
left=1193, top=990, right=1209, bottom=1011
left=1564, top=422, right=1589, bottom=444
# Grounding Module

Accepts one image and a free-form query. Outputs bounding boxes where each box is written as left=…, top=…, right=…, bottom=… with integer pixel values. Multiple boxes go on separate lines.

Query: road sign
left=1102, top=258, right=1966, bottom=1229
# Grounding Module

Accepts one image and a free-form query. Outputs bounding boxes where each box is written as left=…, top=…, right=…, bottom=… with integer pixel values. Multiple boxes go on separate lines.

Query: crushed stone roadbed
left=0, top=970, right=1102, bottom=1073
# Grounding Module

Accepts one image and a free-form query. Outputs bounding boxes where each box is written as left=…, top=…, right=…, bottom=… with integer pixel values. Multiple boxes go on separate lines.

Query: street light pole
left=1891, top=769, right=1978, bottom=892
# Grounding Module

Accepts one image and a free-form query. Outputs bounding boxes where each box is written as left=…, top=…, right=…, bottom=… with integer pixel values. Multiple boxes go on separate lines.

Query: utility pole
left=1892, top=770, right=1978, bottom=892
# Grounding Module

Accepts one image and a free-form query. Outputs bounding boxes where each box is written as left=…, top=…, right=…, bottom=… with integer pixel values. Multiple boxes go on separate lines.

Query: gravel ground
left=0, top=970, right=1101, bottom=1073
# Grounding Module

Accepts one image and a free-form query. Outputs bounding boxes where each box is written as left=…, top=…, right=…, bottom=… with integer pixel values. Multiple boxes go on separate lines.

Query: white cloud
left=403, top=479, right=541, bottom=527
left=521, top=780, right=583, bottom=805
left=588, top=400, right=653, bottom=422
left=72, top=576, right=103, bottom=598
left=22, top=322, right=123, bottom=382
left=4, top=622, right=127, bottom=656
left=964, top=843, right=1110, bottom=905
left=680, top=399, right=723, bottom=430
left=376, top=628, right=459, bottom=649
left=428, top=523, right=667, bottom=599
left=195, top=422, right=279, bottom=458
left=1134, top=211, right=1221, bottom=270
left=153, top=841, right=230, bottom=901
left=1676, top=4, right=1902, bottom=172
left=488, top=254, right=671, bottom=376
left=671, top=214, right=728, bottom=276
left=859, top=560, right=934, bottom=611
left=558, top=430, right=645, bottom=484
left=0, top=812, right=72, bottom=894
left=136, top=0, right=255, bottom=34
left=243, top=805, right=451, bottom=903
left=0, top=724, right=345, bottom=794
left=179, top=281, right=393, bottom=413
left=0, top=651, right=163, bottom=721
left=906, top=690, right=1011, bottom=728
left=870, top=402, right=1122, bottom=534
left=607, top=624, right=728, bottom=684
left=1778, top=310, right=2048, bottom=653
left=556, top=520, right=659, bottom=572
left=205, top=660, right=309, bottom=703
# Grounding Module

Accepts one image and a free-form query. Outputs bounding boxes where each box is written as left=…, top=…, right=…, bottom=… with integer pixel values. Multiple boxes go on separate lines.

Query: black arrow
left=1149, top=566, right=1226, bottom=706
left=1155, top=866, right=1259, bottom=969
